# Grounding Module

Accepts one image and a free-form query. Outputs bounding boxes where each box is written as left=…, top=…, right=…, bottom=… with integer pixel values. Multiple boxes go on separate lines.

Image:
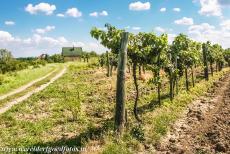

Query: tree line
left=0, top=48, right=100, bottom=74
left=0, top=49, right=66, bottom=74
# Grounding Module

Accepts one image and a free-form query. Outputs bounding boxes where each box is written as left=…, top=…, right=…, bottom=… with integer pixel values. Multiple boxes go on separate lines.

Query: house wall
left=64, top=57, right=81, bottom=61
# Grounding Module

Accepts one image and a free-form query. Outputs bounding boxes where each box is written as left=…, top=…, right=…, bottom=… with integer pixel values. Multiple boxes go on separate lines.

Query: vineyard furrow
left=155, top=72, right=230, bottom=153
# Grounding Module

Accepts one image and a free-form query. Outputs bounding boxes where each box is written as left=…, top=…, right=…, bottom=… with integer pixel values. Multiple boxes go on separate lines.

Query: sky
left=0, top=0, right=229, bottom=57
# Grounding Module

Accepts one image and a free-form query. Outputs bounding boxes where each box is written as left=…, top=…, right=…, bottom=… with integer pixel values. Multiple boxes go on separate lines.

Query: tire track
left=0, top=67, right=67, bottom=114
left=0, top=68, right=57, bottom=101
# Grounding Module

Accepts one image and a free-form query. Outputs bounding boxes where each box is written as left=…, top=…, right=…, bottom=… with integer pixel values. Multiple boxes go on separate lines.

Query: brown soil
left=155, top=73, right=230, bottom=154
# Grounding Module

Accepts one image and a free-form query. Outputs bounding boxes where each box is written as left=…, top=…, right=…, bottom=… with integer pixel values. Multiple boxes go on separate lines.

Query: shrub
left=0, top=74, right=4, bottom=85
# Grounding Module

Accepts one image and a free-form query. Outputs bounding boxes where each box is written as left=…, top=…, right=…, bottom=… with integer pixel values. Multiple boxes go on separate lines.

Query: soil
left=155, top=72, right=230, bottom=154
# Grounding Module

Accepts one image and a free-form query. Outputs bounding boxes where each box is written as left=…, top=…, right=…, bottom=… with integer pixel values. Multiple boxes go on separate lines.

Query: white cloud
left=73, top=41, right=85, bottom=47
left=35, top=26, right=55, bottom=34
left=168, top=34, right=176, bottom=44
left=220, top=19, right=230, bottom=31
left=0, top=31, right=14, bottom=41
left=25, top=3, right=56, bottom=15
left=98, top=27, right=107, bottom=31
left=174, top=17, right=194, bottom=25
left=198, top=0, right=222, bottom=16
left=124, top=26, right=141, bottom=31
left=154, top=26, right=165, bottom=33
left=89, top=12, right=98, bottom=17
left=89, top=11, right=108, bottom=17
left=5, top=21, right=15, bottom=26
left=188, top=23, right=215, bottom=33
left=160, top=8, right=166, bottom=12
left=129, top=1, right=151, bottom=11
left=132, top=27, right=141, bottom=30
left=0, top=31, right=106, bottom=57
left=188, top=23, right=230, bottom=48
left=173, top=8, right=181, bottom=12
left=66, top=8, right=82, bottom=18
left=56, top=13, right=65, bottom=17
left=100, top=11, right=108, bottom=16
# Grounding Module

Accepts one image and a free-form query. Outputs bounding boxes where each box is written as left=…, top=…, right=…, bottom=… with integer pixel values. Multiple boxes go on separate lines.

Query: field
left=0, top=64, right=57, bottom=96
left=1, top=0, right=230, bottom=153
left=0, top=60, right=229, bottom=153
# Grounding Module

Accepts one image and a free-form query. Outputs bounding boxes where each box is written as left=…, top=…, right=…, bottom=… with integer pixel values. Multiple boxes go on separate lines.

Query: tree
left=224, top=48, right=230, bottom=67
left=91, top=24, right=230, bottom=130
left=89, top=51, right=98, bottom=57
left=207, top=44, right=216, bottom=76
left=189, top=41, right=202, bottom=87
left=0, top=49, right=14, bottom=74
left=212, top=44, right=224, bottom=71
left=179, top=38, right=201, bottom=90
left=143, top=33, right=168, bottom=104
left=98, top=53, right=106, bottom=67
left=90, top=24, right=123, bottom=54
left=91, top=24, right=124, bottom=77
left=164, top=46, right=177, bottom=100
left=127, top=33, right=147, bottom=122
left=49, top=54, right=64, bottom=63
left=171, top=34, right=189, bottom=93
left=109, top=53, right=118, bottom=76
left=86, top=53, right=89, bottom=62
left=0, top=49, right=12, bottom=62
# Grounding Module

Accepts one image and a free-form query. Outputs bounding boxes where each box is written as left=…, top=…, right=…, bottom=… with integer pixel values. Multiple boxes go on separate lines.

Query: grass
left=0, top=62, right=93, bottom=147
left=0, top=65, right=64, bottom=108
left=0, top=64, right=58, bottom=96
left=127, top=68, right=229, bottom=152
left=99, top=68, right=230, bottom=153
left=0, top=60, right=228, bottom=154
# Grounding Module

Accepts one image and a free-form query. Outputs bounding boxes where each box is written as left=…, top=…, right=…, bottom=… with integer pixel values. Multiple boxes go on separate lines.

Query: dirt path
left=0, top=67, right=67, bottom=114
left=0, top=69, right=57, bottom=101
left=155, top=72, right=230, bottom=154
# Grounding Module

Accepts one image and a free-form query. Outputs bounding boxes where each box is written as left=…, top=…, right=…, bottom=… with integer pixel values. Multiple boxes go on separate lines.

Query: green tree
left=212, top=44, right=224, bottom=71
left=49, top=54, right=64, bottom=63
left=91, top=24, right=124, bottom=76
left=127, top=33, right=148, bottom=122
left=224, top=48, right=230, bottom=67
left=144, top=33, right=168, bottom=104
left=0, top=49, right=14, bottom=74
left=90, top=24, right=123, bottom=54
left=164, top=46, right=177, bottom=100
left=170, top=34, right=189, bottom=92
left=179, top=38, right=201, bottom=90
left=189, top=41, right=202, bottom=87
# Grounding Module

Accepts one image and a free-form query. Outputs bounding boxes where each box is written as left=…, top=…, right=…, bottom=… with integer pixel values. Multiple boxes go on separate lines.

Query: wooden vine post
left=202, top=43, right=209, bottom=81
left=114, top=32, right=129, bottom=135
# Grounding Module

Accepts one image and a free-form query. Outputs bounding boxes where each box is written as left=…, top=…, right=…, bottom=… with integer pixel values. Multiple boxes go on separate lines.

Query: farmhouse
left=61, top=47, right=83, bottom=61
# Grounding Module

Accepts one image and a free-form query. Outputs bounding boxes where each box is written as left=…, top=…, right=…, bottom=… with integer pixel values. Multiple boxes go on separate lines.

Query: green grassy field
left=0, top=64, right=59, bottom=96
left=0, top=60, right=229, bottom=153
left=0, top=65, right=64, bottom=108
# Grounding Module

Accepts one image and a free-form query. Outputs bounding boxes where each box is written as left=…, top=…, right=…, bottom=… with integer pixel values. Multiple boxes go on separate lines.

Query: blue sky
left=0, top=0, right=229, bottom=57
